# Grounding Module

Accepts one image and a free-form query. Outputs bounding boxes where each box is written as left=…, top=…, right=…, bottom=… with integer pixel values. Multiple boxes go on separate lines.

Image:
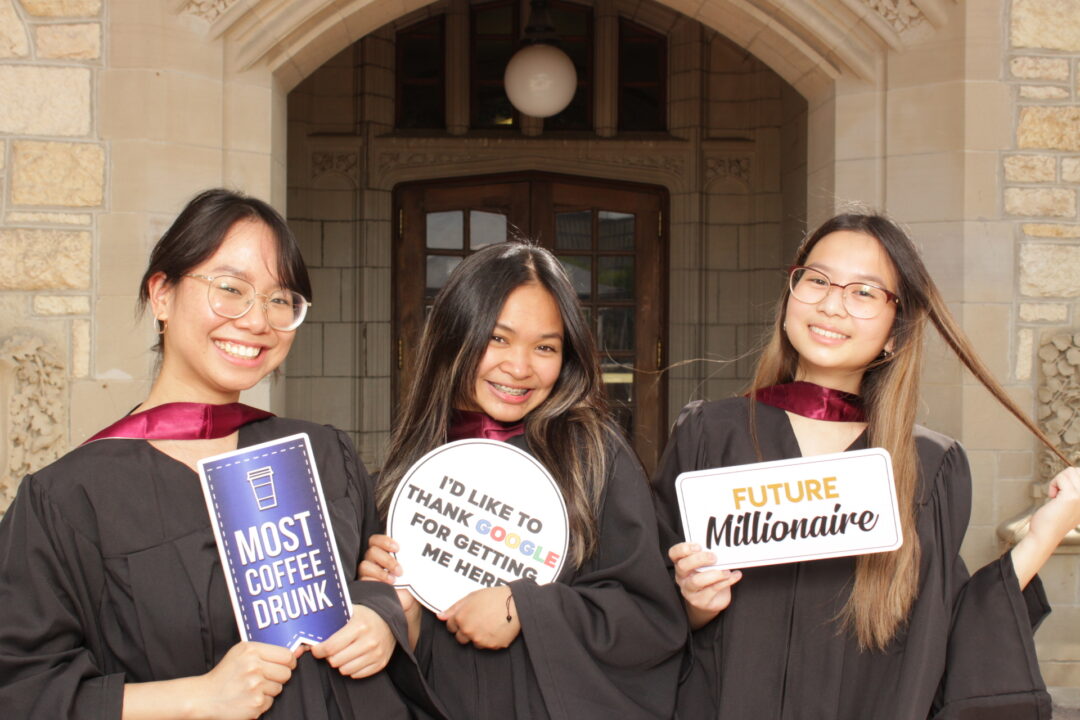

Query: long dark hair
left=137, top=188, right=311, bottom=349
left=749, top=213, right=1068, bottom=650
left=376, top=241, right=615, bottom=567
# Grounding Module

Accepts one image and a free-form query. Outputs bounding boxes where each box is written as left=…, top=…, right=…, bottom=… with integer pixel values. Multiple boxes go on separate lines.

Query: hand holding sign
left=385, top=439, right=569, bottom=614
left=668, top=543, right=742, bottom=630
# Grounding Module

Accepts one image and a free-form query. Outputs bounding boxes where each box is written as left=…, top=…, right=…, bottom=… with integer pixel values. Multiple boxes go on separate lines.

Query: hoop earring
left=157, top=318, right=167, bottom=335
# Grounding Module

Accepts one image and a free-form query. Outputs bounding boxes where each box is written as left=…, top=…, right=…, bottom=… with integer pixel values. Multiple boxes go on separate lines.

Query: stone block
left=1011, top=0, right=1080, bottom=51
left=1023, top=223, right=1080, bottom=237
left=365, top=321, right=390, bottom=378
left=1010, top=56, right=1070, bottom=80
left=0, top=66, right=90, bottom=135
left=72, top=318, right=89, bottom=377
left=94, top=295, right=152, bottom=379
left=1004, top=187, right=1076, bottom=217
left=1020, top=243, right=1080, bottom=297
left=963, top=303, right=1012, bottom=381
left=1018, top=106, right=1080, bottom=151
left=35, top=22, right=99, bottom=59
left=97, top=213, right=154, bottom=298
left=1040, top=554, right=1079, bottom=604
left=307, top=268, right=341, bottom=322
left=961, top=383, right=1034, bottom=451
left=1005, top=154, right=1057, bottom=182
left=286, top=322, right=322, bottom=377
left=1020, top=302, right=1069, bottom=321
left=18, top=0, right=101, bottom=16
left=11, top=141, right=104, bottom=207
left=0, top=0, right=28, bottom=57
left=1017, top=327, right=1034, bottom=380
left=5, top=211, right=91, bottom=225
left=1034, top=606, right=1080, bottom=661
left=1064, top=158, right=1080, bottom=183
left=1020, top=85, right=1070, bottom=100
left=0, top=229, right=90, bottom=289
left=998, top=451, right=1034, bottom=478
left=322, top=322, right=358, bottom=377
left=70, top=378, right=149, bottom=445
left=323, top=221, right=357, bottom=267
left=33, top=295, right=90, bottom=315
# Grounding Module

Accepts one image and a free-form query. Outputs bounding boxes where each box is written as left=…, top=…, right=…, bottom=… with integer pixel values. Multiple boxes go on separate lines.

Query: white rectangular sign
left=676, top=448, right=902, bottom=570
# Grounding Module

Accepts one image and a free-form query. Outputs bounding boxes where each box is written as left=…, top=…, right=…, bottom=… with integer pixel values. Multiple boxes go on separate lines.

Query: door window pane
left=558, top=255, right=592, bottom=299
left=556, top=211, right=591, bottom=250
left=598, top=306, right=634, bottom=352
left=426, top=211, right=463, bottom=249
left=426, top=255, right=463, bottom=298
left=597, top=256, right=634, bottom=300
left=470, top=211, right=507, bottom=248
left=598, top=211, right=634, bottom=251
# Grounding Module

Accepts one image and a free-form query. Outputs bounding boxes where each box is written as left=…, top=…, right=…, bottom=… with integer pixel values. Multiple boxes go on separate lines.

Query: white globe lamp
left=503, top=43, right=578, bottom=118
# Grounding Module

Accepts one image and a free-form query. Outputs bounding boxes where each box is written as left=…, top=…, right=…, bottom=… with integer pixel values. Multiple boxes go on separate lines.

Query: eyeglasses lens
left=208, top=277, right=306, bottom=330
left=789, top=268, right=887, bottom=320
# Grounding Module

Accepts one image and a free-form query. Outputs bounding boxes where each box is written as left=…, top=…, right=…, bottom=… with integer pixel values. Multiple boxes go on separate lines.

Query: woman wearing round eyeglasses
left=653, top=213, right=1080, bottom=719
left=0, top=189, right=441, bottom=719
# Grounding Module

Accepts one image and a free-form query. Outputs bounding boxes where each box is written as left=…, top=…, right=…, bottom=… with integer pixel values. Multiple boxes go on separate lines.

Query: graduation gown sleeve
left=0, top=472, right=123, bottom=719
left=924, top=436, right=1052, bottom=720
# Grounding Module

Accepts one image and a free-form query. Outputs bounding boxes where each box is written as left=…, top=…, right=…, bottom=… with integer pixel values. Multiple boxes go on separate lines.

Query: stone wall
left=1007, top=0, right=1080, bottom=690
left=0, top=0, right=103, bottom=511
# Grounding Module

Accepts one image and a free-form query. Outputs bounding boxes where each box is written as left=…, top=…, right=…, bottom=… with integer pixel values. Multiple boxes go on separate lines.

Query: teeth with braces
left=810, top=326, right=847, bottom=340
left=491, top=382, right=528, bottom=396
left=215, top=340, right=261, bottom=359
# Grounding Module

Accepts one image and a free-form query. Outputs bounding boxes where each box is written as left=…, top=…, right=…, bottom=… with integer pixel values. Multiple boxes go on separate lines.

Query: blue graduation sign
left=198, top=433, right=353, bottom=650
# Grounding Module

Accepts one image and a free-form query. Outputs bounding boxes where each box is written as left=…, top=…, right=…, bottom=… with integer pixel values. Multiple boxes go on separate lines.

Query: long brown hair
left=375, top=241, right=615, bottom=567
left=750, top=213, right=1068, bottom=650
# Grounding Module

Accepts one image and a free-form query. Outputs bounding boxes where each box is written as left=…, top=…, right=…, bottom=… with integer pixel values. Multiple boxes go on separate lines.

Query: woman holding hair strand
left=362, top=240, right=687, bottom=719
left=653, top=212, right=1080, bottom=720
left=0, top=189, right=442, bottom=719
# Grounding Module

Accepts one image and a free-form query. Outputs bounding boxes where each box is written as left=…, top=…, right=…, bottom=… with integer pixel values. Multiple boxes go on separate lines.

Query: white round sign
left=386, top=439, right=569, bottom=614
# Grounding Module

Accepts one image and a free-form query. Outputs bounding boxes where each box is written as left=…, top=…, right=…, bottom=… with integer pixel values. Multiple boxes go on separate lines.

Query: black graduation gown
left=652, top=399, right=1053, bottom=720
left=411, top=433, right=687, bottom=720
left=0, top=416, right=444, bottom=719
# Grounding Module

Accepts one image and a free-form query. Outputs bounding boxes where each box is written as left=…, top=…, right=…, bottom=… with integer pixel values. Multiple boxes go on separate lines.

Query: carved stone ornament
left=704, top=155, right=751, bottom=187
left=312, top=152, right=360, bottom=182
left=181, top=0, right=239, bottom=23
left=861, top=0, right=927, bottom=34
left=0, top=335, right=67, bottom=514
left=998, top=331, right=1080, bottom=548
left=376, top=149, right=687, bottom=180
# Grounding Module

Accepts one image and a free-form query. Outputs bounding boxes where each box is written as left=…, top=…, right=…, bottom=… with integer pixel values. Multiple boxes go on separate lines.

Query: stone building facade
left=1, top=0, right=1079, bottom=701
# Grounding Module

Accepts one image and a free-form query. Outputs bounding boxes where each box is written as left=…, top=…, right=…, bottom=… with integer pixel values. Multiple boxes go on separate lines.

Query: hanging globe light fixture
left=503, top=0, right=578, bottom=118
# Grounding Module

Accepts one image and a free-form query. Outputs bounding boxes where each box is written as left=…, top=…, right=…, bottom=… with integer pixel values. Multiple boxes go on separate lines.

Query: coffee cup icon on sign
left=247, top=466, right=279, bottom=511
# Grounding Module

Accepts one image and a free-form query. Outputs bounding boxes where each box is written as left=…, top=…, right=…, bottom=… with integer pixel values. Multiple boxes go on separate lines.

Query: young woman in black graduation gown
left=0, top=190, right=441, bottom=719
left=653, top=214, right=1080, bottom=720
left=361, top=241, right=687, bottom=719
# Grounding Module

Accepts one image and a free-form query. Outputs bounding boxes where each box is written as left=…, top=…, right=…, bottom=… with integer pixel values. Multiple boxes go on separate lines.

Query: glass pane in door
left=470, top=210, right=507, bottom=248
left=426, top=210, right=464, bottom=249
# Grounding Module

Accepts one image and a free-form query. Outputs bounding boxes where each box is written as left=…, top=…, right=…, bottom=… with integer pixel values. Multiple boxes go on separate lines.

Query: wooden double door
left=393, top=172, right=667, bottom=470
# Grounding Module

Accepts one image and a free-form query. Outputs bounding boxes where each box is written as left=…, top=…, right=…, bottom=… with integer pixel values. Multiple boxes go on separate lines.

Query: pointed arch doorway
left=393, top=172, right=668, bottom=470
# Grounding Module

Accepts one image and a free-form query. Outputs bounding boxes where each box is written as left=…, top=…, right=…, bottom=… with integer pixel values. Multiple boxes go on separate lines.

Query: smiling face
left=784, top=229, right=899, bottom=393
left=148, top=218, right=297, bottom=404
left=462, top=282, right=565, bottom=422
